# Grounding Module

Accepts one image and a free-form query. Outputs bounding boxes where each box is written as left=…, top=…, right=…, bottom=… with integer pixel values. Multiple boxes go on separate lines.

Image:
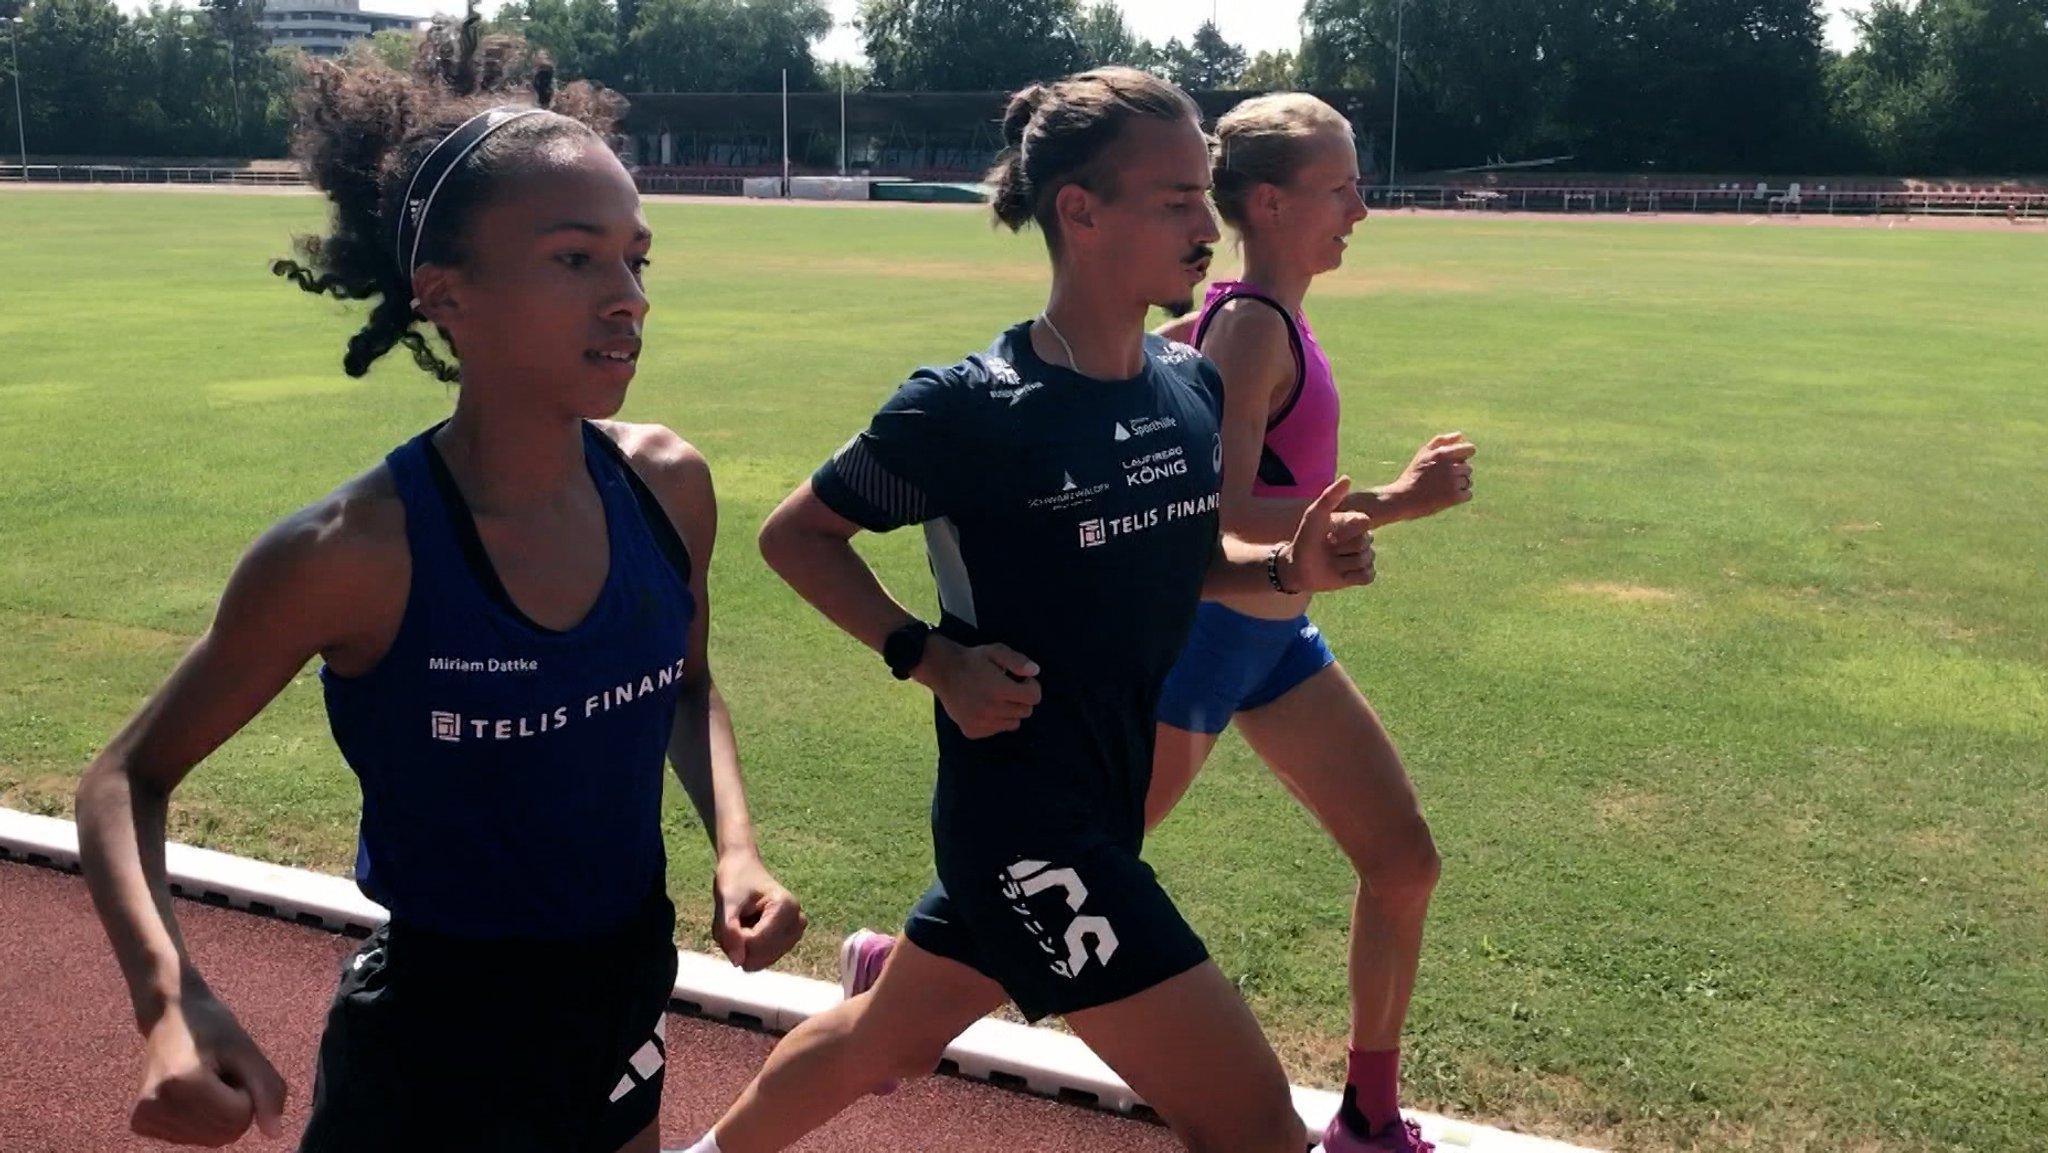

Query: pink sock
left=1344, top=1048, right=1402, bottom=1135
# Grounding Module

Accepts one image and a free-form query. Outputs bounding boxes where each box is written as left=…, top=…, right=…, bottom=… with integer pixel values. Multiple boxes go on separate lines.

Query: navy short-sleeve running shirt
left=812, top=321, right=1224, bottom=836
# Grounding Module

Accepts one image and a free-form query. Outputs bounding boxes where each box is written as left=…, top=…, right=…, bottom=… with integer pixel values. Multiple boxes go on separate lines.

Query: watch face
left=887, top=624, right=926, bottom=676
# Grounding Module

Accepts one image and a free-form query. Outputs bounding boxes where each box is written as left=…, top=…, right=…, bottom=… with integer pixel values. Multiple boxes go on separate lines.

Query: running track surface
left=0, top=861, right=1181, bottom=1153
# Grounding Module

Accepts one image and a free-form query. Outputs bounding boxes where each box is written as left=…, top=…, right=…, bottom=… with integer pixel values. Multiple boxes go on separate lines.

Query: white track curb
left=0, top=809, right=1596, bottom=1153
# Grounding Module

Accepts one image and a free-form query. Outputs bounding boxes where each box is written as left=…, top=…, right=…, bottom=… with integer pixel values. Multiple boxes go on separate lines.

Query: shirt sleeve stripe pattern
left=830, top=434, right=929, bottom=525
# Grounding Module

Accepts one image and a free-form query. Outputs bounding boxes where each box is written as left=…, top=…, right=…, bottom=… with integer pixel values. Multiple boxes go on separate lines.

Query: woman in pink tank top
left=1150, top=94, right=1478, bottom=1153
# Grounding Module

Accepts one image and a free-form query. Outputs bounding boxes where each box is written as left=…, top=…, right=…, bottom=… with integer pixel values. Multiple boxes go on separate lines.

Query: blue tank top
left=321, top=422, right=695, bottom=940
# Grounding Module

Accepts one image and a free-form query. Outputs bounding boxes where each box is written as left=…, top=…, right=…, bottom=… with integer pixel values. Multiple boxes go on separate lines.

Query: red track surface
left=1, top=860, right=1180, bottom=1152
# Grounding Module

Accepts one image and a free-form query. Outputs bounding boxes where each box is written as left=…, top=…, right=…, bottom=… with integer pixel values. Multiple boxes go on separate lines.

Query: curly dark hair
left=272, top=5, right=629, bottom=381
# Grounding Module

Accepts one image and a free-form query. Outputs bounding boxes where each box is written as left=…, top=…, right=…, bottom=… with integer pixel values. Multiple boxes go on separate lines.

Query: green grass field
left=1, top=190, right=2044, bottom=1152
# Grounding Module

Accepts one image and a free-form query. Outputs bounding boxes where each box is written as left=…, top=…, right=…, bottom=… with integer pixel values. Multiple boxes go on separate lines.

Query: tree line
left=1292, top=0, right=2047, bottom=175
left=0, top=0, right=2041, bottom=174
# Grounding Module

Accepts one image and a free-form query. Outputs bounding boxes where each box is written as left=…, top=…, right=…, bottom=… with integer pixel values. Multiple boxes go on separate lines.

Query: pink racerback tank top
left=1192, top=281, right=1341, bottom=500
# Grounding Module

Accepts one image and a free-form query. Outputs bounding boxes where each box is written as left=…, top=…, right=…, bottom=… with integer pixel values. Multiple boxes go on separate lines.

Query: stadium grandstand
left=621, top=88, right=1383, bottom=194
left=617, top=87, right=2044, bottom=219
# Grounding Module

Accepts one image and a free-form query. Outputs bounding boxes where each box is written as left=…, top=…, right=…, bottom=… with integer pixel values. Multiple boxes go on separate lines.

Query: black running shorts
left=298, top=888, right=678, bottom=1153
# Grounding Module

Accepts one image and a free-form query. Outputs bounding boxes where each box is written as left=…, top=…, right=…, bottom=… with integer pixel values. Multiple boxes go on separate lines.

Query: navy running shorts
left=905, top=830, right=1209, bottom=1023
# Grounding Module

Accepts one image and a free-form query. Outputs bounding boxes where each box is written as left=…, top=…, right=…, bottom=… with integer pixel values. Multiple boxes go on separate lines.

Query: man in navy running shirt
left=690, top=68, right=1377, bottom=1153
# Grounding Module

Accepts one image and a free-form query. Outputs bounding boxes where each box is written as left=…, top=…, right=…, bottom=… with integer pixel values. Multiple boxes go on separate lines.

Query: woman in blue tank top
left=73, top=15, right=803, bottom=1153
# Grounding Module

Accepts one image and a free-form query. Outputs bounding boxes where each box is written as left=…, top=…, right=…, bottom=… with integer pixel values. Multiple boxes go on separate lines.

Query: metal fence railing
left=0, top=164, right=751, bottom=199
left=6, top=165, right=2043, bottom=220
left=634, top=173, right=746, bottom=197
left=0, top=164, right=307, bottom=186
left=1368, top=185, right=2048, bottom=219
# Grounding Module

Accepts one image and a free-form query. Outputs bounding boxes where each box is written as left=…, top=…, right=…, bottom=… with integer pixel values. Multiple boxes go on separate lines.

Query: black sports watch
left=883, top=619, right=933, bottom=681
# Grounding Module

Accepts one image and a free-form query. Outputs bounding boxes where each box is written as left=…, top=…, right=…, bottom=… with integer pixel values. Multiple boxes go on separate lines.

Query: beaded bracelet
left=1266, top=544, right=1294, bottom=594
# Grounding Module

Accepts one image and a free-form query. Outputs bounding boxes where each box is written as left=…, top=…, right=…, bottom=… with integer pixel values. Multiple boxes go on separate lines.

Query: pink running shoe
left=1319, top=1115, right=1434, bottom=1153
left=837, top=930, right=898, bottom=1095
left=838, top=929, right=894, bottom=998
